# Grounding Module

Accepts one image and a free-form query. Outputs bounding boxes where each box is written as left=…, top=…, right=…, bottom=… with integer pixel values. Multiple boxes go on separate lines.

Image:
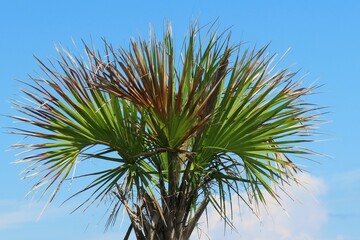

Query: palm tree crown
left=11, top=23, right=322, bottom=239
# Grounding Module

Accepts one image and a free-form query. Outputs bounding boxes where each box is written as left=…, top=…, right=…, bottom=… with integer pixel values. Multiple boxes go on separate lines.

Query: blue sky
left=0, top=0, right=359, bottom=239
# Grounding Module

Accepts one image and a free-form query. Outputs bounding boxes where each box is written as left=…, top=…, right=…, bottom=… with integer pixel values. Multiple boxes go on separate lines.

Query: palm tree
left=11, top=23, right=322, bottom=240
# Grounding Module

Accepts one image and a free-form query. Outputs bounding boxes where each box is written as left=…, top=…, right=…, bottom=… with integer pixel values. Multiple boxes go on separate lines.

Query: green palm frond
left=11, top=22, right=323, bottom=239
left=11, top=46, right=154, bottom=209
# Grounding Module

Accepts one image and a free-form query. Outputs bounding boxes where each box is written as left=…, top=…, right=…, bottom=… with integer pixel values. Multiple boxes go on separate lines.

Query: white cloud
left=191, top=173, right=328, bottom=240
left=335, top=234, right=345, bottom=240
left=80, top=232, right=124, bottom=240
left=0, top=200, right=39, bottom=229
left=0, top=199, right=76, bottom=230
left=0, top=199, right=125, bottom=239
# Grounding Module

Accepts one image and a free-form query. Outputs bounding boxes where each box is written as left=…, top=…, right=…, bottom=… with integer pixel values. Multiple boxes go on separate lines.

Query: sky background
left=0, top=0, right=359, bottom=239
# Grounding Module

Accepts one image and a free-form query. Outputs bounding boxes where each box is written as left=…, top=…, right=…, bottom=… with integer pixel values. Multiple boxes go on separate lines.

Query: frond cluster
left=11, top=23, right=322, bottom=239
